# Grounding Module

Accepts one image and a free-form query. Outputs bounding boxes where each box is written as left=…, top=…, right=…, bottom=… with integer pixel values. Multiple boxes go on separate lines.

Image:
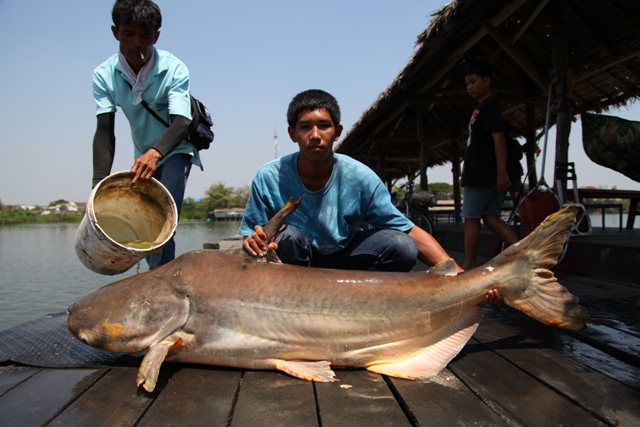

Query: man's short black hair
left=287, top=89, right=341, bottom=128
left=112, top=0, right=162, bottom=33
left=463, top=60, right=494, bottom=78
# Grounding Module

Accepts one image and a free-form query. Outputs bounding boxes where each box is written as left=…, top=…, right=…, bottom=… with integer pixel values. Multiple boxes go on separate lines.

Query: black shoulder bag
left=128, top=83, right=214, bottom=150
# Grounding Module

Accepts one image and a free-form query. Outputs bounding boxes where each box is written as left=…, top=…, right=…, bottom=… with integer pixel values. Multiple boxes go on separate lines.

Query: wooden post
left=551, top=0, right=572, bottom=197
left=451, top=138, right=462, bottom=223
left=376, top=149, right=385, bottom=181
left=525, top=101, right=538, bottom=187
left=418, top=110, right=429, bottom=191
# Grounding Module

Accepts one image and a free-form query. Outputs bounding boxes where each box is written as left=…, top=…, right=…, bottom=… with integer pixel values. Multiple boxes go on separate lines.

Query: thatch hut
left=335, top=0, right=640, bottom=217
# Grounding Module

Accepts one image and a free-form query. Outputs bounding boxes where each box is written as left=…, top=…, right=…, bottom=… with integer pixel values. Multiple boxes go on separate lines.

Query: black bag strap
left=125, top=81, right=170, bottom=127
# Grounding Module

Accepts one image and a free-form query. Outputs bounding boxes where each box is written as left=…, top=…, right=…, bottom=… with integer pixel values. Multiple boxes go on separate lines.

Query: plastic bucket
left=75, top=171, right=178, bottom=275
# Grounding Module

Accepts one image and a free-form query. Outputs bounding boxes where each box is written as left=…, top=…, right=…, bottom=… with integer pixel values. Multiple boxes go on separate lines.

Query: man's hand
left=130, top=149, right=163, bottom=187
left=496, top=170, right=511, bottom=192
left=480, top=289, right=503, bottom=305
left=243, top=225, right=278, bottom=257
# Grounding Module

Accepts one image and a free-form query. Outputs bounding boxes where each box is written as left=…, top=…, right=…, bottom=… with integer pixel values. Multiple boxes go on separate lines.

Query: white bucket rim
left=89, top=171, right=178, bottom=253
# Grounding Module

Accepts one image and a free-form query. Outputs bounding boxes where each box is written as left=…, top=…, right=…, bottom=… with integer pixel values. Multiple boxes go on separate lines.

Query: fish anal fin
left=137, top=335, right=184, bottom=392
left=428, top=258, right=458, bottom=277
left=275, top=359, right=338, bottom=382
left=366, top=307, right=483, bottom=379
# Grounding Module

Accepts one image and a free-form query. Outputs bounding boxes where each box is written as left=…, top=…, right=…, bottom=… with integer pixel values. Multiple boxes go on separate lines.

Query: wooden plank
left=230, top=371, right=317, bottom=427
left=315, top=370, right=410, bottom=427
left=449, top=340, right=606, bottom=426
left=0, top=366, right=40, bottom=396
left=557, top=275, right=640, bottom=321
left=48, top=367, right=173, bottom=427
left=389, top=370, right=508, bottom=426
left=475, top=318, right=640, bottom=426
left=138, top=367, right=241, bottom=427
left=551, top=276, right=640, bottom=364
left=570, top=322, right=640, bottom=364
left=558, top=274, right=640, bottom=302
left=0, top=368, right=104, bottom=427
left=481, top=307, right=640, bottom=392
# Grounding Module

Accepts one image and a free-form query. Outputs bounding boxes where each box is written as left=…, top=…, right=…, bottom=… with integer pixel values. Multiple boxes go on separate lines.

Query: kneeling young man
left=239, top=89, right=459, bottom=272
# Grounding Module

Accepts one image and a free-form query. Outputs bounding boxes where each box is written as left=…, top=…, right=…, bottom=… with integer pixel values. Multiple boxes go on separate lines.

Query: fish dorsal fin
left=428, top=258, right=458, bottom=277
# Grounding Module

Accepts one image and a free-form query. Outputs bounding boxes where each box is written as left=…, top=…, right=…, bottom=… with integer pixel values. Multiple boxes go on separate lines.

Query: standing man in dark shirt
left=461, top=61, right=518, bottom=270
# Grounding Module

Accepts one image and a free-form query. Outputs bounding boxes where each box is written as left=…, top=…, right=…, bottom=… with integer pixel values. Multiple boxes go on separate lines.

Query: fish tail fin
left=500, top=206, right=590, bottom=331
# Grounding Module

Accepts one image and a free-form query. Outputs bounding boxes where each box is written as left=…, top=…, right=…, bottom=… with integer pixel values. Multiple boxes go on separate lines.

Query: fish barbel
left=67, top=204, right=589, bottom=392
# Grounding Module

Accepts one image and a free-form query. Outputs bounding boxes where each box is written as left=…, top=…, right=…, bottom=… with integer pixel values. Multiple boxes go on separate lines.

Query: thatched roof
left=335, top=0, right=640, bottom=184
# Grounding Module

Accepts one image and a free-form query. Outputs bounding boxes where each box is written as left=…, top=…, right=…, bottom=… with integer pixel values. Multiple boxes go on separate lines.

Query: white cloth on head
left=118, top=49, right=155, bottom=105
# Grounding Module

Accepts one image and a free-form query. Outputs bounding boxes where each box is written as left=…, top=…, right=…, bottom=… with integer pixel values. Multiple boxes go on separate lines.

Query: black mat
left=0, top=312, right=139, bottom=368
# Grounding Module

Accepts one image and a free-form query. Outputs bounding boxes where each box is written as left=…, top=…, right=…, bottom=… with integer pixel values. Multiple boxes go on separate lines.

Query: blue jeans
left=275, top=226, right=418, bottom=272
left=462, top=185, right=504, bottom=219
left=146, top=153, right=192, bottom=270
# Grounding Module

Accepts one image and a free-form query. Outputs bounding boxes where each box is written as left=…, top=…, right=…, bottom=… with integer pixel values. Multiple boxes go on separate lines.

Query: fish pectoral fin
left=366, top=306, right=483, bottom=380
left=427, top=258, right=458, bottom=277
left=274, top=359, right=338, bottom=382
left=136, top=335, right=184, bottom=392
left=266, top=248, right=282, bottom=264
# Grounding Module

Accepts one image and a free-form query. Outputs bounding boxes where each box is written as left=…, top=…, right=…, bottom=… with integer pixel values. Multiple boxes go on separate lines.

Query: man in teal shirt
left=92, top=0, right=201, bottom=269
left=240, top=89, right=455, bottom=272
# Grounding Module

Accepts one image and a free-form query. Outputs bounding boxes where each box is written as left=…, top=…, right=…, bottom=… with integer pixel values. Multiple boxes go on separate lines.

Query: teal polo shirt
left=239, top=153, right=413, bottom=254
left=93, top=47, right=201, bottom=168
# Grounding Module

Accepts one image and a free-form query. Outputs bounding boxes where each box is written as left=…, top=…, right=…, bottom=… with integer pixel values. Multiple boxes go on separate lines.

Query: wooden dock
left=1, top=227, right=639, bottom=426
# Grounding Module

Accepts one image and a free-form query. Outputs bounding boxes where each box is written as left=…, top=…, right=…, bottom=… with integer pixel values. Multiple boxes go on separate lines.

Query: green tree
left=180, top=197, right=199, bottom=220
left=205, top=182, right=235, bottom=210
left=428, top=182, right=454, bottom=200
left=232, top=185, right=251, bottom=208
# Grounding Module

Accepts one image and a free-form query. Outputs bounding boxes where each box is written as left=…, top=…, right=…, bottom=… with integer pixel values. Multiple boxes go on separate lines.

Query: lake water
left=0, top=221, right=240, bottom=332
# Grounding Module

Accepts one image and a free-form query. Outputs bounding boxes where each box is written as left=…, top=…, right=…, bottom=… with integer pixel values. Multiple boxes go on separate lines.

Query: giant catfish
left=68, top=204, right=589, bottom=392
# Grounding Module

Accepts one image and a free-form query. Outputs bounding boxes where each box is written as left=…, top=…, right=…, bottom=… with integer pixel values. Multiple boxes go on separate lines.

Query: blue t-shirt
left=239, top=153, right=413, bottom=254
left=93, top=48, right=201, bottom=168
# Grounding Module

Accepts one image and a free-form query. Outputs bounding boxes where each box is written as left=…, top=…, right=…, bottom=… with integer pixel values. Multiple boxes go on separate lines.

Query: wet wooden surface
left=1, top=273, right=639, bottom=427
left=1, top=233, right=639, bottom=426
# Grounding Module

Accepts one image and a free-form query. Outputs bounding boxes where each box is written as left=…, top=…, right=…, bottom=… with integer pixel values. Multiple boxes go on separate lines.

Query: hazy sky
left=1, top=0, right=638, bottom=206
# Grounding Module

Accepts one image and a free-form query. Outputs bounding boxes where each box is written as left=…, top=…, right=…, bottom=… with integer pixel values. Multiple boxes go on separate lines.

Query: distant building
left=209, top=208, right=245, bottom=221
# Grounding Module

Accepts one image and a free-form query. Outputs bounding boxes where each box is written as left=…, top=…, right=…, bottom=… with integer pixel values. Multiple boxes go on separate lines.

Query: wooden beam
left=574, top=46, right=640, bottom=83
left=474, top=15, right=548, bottom=90
left=369, top=99, right=411, bottom=136
left=413, top=0, right=530, bottom=95
left=368, top=136, right=466, bottom=144
left=407, top=95, right=545, bottom=105
left=511, top=0, right=550, bottom=44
